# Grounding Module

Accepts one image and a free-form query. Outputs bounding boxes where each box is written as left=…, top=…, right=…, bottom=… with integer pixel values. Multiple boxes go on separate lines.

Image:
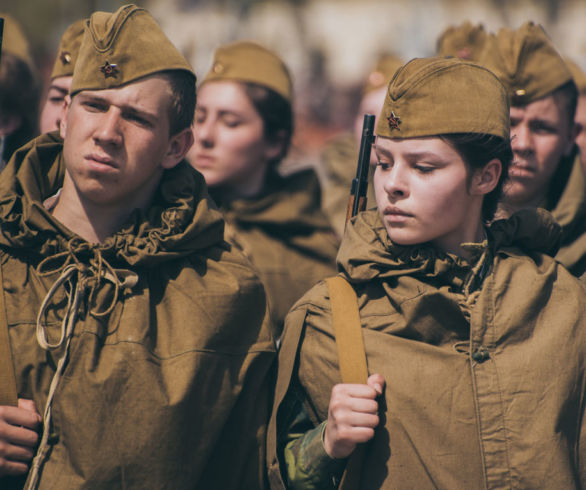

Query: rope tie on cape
left=458, top=238, right=491, bottom=322
left=26, top=239, right=138, bottom=490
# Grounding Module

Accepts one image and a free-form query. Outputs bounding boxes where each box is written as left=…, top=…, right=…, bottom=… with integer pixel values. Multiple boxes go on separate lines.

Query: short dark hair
left=551, top=80, right=578, bottom=127
left=243, top=82, right=293, bottom=165
left=440, top=133, right=513, bottom=222
left=512, top=80, right=578, bottom=127
left=162, top=70, right=196, bottom=135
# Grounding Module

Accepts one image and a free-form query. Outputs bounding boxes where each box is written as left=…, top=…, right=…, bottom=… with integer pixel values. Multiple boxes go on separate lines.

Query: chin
left=386, top=229, right=428, bottom=247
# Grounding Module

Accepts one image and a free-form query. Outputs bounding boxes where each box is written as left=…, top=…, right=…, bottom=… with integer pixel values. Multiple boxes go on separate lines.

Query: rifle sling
left=326, top=276, right=368, bottom=490
left=0, top=258, right=18, bottom=406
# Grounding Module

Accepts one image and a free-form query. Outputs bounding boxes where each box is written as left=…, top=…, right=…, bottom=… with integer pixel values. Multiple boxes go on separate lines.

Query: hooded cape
left=213, top=168, right=338, bottom=332
left=0, top=133, right=276, bottom=489
left=268, top=209, right=585, bottom=489
left=549, top=154, right=586, bottom=277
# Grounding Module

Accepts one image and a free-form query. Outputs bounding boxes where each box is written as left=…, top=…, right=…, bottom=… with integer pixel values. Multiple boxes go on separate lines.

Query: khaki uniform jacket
left=268, top=209, right=586, bottom=489
left=213, top=169, right=339, bottom=333
left=0, top=133, right=276, bottom=489
left=550, top=155, right=586, bottom=277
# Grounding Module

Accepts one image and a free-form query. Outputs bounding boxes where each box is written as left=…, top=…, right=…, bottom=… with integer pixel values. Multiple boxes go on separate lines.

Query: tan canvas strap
left=0, top=259, right=18, bottom=406
left=326, top=276, right=368, bottom=384
left=326, top=276, right=368, bottom=490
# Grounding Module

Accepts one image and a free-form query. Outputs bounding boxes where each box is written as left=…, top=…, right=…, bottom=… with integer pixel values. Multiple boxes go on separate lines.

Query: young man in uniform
left=0, top=5, right=275, bottom=489
left=39, top=19, right=85, bottom=134
left=481, top=22, right=586, bottom=277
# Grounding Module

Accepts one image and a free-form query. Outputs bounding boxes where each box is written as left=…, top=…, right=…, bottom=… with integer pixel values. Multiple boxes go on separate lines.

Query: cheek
left=535, top=137, right=565, bottom=168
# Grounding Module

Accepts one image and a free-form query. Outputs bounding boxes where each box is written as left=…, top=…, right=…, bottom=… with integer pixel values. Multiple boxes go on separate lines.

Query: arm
left=280, top=374, right=384, bottom=489
left=0, top=399, right=41, bottom=477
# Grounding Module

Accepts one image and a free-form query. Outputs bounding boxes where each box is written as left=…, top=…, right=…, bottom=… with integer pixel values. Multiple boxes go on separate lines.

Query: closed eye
left=376, top=161, right=392, bottom=171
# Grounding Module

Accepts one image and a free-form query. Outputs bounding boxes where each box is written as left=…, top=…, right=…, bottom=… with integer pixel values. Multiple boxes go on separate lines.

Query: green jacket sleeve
left=279, top=392, right=347, bottom=489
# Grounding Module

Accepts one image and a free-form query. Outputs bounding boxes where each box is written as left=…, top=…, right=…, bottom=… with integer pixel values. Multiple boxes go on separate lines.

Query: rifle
left=0, top=17, right=4, bottom=66
left=345, top=114, right=375, bottom=226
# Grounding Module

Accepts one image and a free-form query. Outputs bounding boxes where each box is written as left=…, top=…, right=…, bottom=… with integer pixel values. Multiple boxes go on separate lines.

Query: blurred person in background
left=481, top=22, right=585, bottom=278
left=436, top=20, right=488, bottom=61
left=189, top=40, right=338, bottom=335
left=319, top=53, right=403, bottom=238
left=0, top=13, right=40, bottom=169
left=566, top=58, right=586, bottom=173
left=39, top=19, right=84, bottom=134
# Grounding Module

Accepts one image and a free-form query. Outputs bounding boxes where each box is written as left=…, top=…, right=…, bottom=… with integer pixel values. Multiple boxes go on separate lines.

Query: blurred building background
left=2, top=0, right=586, bottom=166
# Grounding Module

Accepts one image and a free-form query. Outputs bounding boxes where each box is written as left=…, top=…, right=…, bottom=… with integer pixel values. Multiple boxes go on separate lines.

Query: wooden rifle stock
left=345, top=114, right=375, bottom=226
left=0, top=18, right=4, bottom=66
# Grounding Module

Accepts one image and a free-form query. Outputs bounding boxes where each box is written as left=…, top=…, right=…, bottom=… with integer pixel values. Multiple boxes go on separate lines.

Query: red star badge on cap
left=387, top=111, right=401, bottom=131
left=100, top=61, right=119, bottom=78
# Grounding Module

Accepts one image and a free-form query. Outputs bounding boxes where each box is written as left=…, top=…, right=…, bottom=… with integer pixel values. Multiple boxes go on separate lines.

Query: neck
left=432, top=212, right=486, bottom=261
left=52, top=172, right=151, bottom=244
left=213, top=165, right=269, bottom=202
left=497, top=190, right=545, bottom=219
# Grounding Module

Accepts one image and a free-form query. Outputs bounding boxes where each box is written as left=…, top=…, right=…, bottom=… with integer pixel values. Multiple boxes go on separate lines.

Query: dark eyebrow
left=79, top=93, right=158, bottom=122
left=401, top=151, right=448, bottom=162
left=47, top=85, right=68, bottom=96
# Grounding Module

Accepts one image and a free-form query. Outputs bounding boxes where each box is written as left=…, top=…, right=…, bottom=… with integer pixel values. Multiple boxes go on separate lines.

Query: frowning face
left=373, top=136, right=496, bottom=256
left=61, top=74, right=189, bottom=211
left=508, top=94, right=577, bottom=207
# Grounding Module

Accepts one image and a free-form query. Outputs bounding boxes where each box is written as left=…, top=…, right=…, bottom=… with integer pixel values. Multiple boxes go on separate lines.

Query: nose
left=194, top=116, right=215, bottom=148
left=94, top=108, right=123, bottom=147
left=382, top=164, right=409, bottom=199
left=511, top=122, right=532, bottom=153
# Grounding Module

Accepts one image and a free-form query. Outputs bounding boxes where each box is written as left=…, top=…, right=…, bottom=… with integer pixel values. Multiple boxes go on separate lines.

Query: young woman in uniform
left=189, top=41, right=338, bottom=335
left=267, top=57, right=585, bottom=489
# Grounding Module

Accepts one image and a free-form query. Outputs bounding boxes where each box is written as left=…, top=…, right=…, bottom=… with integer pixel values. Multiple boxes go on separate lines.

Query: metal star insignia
left=387, top=111, right=401, bottom=131
left=100, top=61, right=119, bottom=78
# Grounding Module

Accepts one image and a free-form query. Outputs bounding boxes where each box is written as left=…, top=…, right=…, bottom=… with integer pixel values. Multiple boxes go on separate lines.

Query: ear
left=60, top=95, right=72, bottom=139
left=470, top=158, right=502, bottom=196
left=161, top=127, right=195, bottom=170
left=262, top=129, right=288, bottom=163
left=563, top=121, right=580, bottom=157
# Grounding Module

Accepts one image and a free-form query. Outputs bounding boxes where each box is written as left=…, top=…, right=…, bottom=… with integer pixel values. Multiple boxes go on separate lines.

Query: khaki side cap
left=202, top=40, right=292, bottom=102
left=376, top=57, right=509, bottom=140
left=71, top=4, right=195, bottom=96
left=478, top=22, right=573, bottom=104
left=363, top=53, right=403, bottom=95
left=436, top=21, right=487, bottom=61
left=566, top=58, right=586, bottom=95
left=51, top=19, right=85, bottom=80
left=0, top=12, right=34, bottom=69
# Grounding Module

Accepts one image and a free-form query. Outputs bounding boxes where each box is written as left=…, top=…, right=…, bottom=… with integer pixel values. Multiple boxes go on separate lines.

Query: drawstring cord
left=25, top=242, right=137, bottom=489
left=27, top=265, right=81, bottom=489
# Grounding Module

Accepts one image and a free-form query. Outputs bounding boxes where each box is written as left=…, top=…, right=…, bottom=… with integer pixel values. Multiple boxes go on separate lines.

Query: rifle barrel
left=350, top=114, right=375, bottom=217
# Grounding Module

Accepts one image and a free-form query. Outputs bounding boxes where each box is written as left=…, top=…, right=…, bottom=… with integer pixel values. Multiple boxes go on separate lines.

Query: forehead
left=374, top=135, right=459, bottom=157
left=76, top=74, right=173, bottom=110
left=196, top=80, right=255, bottom=111
left=49, top=76, right=73, bottom=92
left=510, top=93, right=565, bottom=121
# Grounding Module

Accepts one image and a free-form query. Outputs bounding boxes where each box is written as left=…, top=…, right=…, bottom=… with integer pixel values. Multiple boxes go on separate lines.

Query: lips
left=383, top=206, right=412, bottom=223
left=509, top=160, right=535, bottom=178
left=383, top=206, right=412, bottom=217
left=85, top=153, right=117, bottom=169
left=194, top=153, right=215, bottom=166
